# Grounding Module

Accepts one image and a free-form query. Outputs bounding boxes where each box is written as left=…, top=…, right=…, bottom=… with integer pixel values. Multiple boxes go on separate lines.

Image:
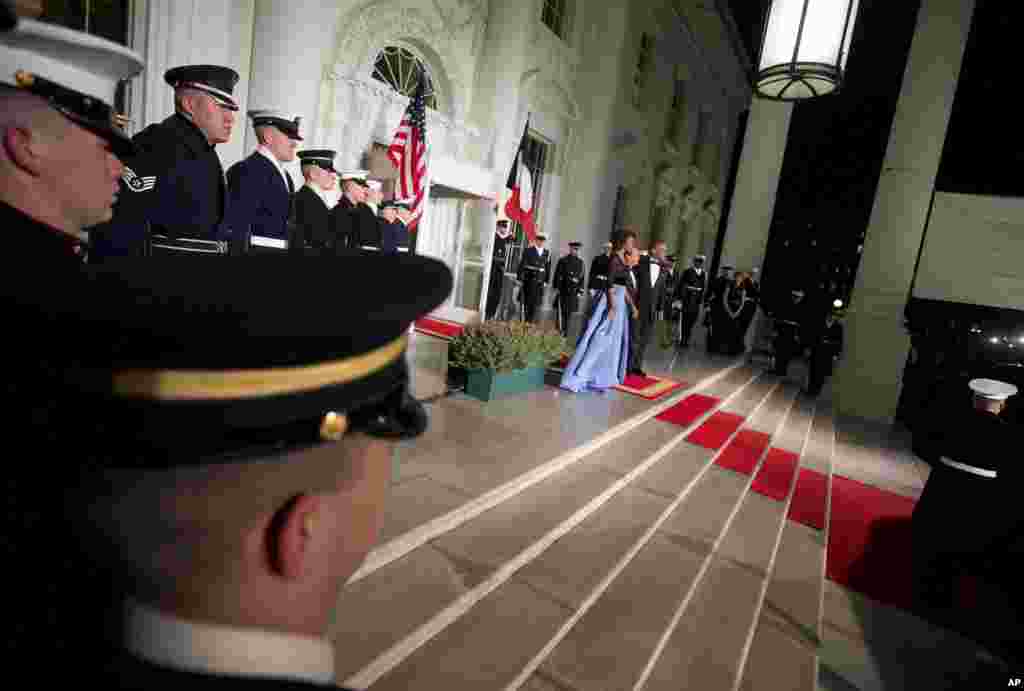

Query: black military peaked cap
left=1, top=0, right=16, bottom=31
left=297, top=149, right=337, bottom=172
left=29, top=253, right=452, bottom=469
left=568, top=242, right=582, bottom=248
left=1, top=18, right=144, bottom=158
left=249, top=108, right=302, bottom=140
left=165, top=64, right=240, bottom=110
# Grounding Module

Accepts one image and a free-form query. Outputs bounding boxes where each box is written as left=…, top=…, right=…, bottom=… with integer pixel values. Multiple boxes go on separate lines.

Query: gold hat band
left=111, top=335, right=407, bottom=401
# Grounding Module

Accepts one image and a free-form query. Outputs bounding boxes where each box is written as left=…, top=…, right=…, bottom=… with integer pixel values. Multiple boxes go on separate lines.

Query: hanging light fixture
left=754, top=0, right=862, bottom=100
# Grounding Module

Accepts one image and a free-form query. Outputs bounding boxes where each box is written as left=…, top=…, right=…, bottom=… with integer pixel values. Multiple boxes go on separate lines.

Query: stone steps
left=329, top=364, right=847, bottom=690
left=329, top=367, right=763, bottom=687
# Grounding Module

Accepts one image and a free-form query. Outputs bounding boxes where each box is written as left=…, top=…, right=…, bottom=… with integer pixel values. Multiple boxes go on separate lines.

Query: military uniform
left=517, top=239, right=551, bottom=323
left=379, top=199, right=411, bottom=255
left=674, top=257, right=707, bottom=347
left=485, top=223, right=514, bottom=320
left=88, top=65, right=241, bottom=259
left=770, top=290, right=812, bottom=376
left=807, top=315, right=843, bottom=396
left=355, top=203, right=382, bottom=250
left=226, top=110, right=302, bottom=254
left=329, top=171, right=371, bottom=253
left=293, top=149, right=338, bottom=254
left=705, top=267, right=732, bottom=354
left=552, top=243, right=586, bottom=337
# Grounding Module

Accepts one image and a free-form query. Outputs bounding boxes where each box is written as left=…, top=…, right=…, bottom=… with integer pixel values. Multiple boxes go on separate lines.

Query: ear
left=3, top=125, right=46, bottom=177
left=267, top=493, right=322, bottom=580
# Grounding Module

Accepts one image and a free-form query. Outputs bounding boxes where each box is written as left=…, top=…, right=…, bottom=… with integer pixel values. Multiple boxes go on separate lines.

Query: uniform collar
left=304, top=182, right=333, bottom=208
left=124, top=598, right=334, bottom=685
left=256, top=146, right=290, bottom=188
left=1, top=200, right=85, bottom=265
left=170, top=113, right=216, bottom=155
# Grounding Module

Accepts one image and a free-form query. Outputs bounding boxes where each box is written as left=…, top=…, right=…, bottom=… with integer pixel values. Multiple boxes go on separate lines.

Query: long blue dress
left=560, top=258, right=631, bottom=392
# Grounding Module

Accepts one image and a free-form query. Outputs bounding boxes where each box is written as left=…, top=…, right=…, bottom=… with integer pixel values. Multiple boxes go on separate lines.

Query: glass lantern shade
left=755, top=0, right=861, bottom=100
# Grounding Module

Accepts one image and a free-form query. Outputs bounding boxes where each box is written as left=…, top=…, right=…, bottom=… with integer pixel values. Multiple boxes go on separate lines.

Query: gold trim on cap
left=112, top=335, right=407, bottom=401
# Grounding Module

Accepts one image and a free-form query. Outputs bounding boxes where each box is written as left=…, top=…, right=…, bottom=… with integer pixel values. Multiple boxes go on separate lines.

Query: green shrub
left=448, top=320, right=567, bottom=373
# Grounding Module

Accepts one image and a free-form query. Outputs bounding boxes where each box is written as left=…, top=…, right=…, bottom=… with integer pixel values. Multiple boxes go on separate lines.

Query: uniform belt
left=776, top=319, right=800, bottom=327
left=251, top=236, right=287, bottom=250
left=685, top=286, right=702, bottom=291
left=360, top=245, right=380, bottom=251
left=939, top=456, right=997, bottom=478
left=150, top=235, right=227, bottom=255
left=397, top=247, right=409, bottom=253
left=524, top=266, right=544, bottom=271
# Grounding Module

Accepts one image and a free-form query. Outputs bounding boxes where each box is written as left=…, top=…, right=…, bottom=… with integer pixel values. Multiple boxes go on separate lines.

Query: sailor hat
left=568, top=242, right=582, bottom=249
left=366, top=179, right=382, bottom=192
left=24, top=253, right=453, bottom=469
left=1, top=18, right=144, bottom=158
left=296, top=149, right=337, bottom=172
left=339, top=170, right=370, bottom=186
left=248, top=108, right=302, bottom=140
left=536, top=233, right=548, bottom=241
left=164, top=64, right=240, bottom=111
left=969, top=378, right=1018, bottom=401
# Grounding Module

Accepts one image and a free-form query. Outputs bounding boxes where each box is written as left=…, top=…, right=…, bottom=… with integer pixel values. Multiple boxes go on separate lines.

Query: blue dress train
left=559, top=284, right=630, bottom=392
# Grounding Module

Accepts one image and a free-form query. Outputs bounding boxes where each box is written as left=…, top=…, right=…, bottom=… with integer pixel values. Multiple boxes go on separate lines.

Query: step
left=634, top=385, right=801, bottom=690
left=351, top=361, right=745, bottom=584
left=737, top=397, right=830, bottom=691
left=330, top=368, right=761, bottom=687
left=360, top=375, right=786, bottom=690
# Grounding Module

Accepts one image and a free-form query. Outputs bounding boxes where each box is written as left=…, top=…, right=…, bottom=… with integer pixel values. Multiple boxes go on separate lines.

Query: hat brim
left=64, top=110, right=135, bottom=159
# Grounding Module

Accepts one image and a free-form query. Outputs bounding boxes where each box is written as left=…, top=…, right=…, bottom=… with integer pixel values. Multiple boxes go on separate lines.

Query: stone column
left=244, top=0, right=339, bottom=177
left=719, top=99, right=793, bottom=275
left=834, top=0, right=976, bottom=422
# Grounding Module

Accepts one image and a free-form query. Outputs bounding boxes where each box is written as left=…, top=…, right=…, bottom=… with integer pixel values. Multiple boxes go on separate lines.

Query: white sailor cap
left=339, top=170, right=370, bottom=186
left=247, top=108, right=302, bottom=140
left=366, top=180, right=382, bottom=192
left=694, top=254, right=706, bottom=261
left=969, top=378, right=1018, bottom=401
left=536, top=233, right=548, bottom=240
left=1, top=19, right=144, bottom=158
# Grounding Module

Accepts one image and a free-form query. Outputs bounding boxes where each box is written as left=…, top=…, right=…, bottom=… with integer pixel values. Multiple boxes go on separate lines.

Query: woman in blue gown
left=560, top=230, right=640, bottom=393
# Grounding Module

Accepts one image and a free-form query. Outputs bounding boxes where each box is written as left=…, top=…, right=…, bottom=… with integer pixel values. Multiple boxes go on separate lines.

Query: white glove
left=672, top=300, right=682, bottom=310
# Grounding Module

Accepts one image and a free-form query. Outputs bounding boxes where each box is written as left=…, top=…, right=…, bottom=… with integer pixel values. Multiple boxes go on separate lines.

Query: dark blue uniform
left=88, top=114, right=230, bottom=259
left=380, top=219, right=409, bottom=254
left=354, top=204, right=381, bottom=250
left=292, top=185, right=332, bottom=252
left=330, top=196, right=358, bottom=252
left=226, top=151, right=296, bottom=253
left=517, top=246, right=551, bottom=323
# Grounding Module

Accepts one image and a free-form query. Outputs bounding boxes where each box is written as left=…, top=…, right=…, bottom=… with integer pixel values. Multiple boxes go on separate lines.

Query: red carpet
left=826, top=475, right=917, bottom=612
left=751, top=448, right=800, bottom=501
left=687, top=411, right=745, bottom=450
left=414, top=317, right=463, bottom=340
left=614, top=374, right=685, bottom=400
left=656, top=394, right=720, bottom=429
left=715, top=430, right=771, bottom=475
left=787, top=468, right=829, bottom=530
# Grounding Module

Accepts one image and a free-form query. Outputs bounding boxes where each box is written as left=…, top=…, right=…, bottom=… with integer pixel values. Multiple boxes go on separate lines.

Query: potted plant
left=448, top=321, right=567, bottom=401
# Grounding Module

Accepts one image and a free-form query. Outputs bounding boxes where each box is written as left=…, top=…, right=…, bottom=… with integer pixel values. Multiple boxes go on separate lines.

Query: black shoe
left=631, top=368, right=647, bottom=377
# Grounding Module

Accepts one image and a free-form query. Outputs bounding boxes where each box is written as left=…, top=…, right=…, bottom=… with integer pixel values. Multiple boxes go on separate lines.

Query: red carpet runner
left=751, top=448, right=800, bottom=501
left=715, top=430, right=771, bottom=475
left=656, top=394, right=720, bottom=428
left=614, top=374, right=685, bottom=400
left=414, top=317, right=463, bottom=340
left=787, top=468, right=829, bottom=530
left=688, top=411, right=745, bottom=450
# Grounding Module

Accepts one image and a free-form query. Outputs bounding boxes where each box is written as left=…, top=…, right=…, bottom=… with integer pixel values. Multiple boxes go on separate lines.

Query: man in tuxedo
left=517, top=232, right=551, bottom=323
left=55, top=254, right=452, bottom=686
left=293, top=149, right=337, bottom=253
left=226, top=109, right=301, bottom=254
left=630, top=239, right=669, bottom=376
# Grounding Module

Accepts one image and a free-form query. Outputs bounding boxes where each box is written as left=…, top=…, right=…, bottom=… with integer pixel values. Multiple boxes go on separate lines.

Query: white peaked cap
left=969, top=378, right=1018, bottom=401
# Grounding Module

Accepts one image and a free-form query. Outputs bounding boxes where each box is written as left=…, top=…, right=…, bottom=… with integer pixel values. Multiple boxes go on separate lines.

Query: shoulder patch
left=122, top=167, right=156, bottom=192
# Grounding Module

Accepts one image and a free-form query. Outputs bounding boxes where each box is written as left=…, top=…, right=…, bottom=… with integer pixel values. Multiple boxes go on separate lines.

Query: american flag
left=388, top=74, right=429, bottom=231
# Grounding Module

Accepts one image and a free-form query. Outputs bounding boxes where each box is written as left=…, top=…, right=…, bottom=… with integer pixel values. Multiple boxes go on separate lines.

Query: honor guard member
left=705, top=261, right=733, bottom=353
left=330, top=169, right=369, bottom=252
left=674, top=254, right=707, bottom=348
left=485, top=218, right=514, bottom=320
left=89, top=64, right=240, bottom=259
left=24, top=250, right=452, bottom=685
left=356, top=179, right=383, bottom=250
left=806, top=299, right=844, bottom=396
left=0, top=13, right=145, bottom=661
left=517, top=231, right=551, bottom=323
left=226, top=109, right=301, bottom=254
left=378, top=198, right=402, bottom=254
left=586, top=240, right=613, bottom=317
left=552, top=241, right=585, bottom=338
left=394, top=199, right=414, bottom=253
left=769, top=287, right=810, bottom=376
left=912, top=378, right=1018, bottom=621
left=293, top=148, right=337, bottom=253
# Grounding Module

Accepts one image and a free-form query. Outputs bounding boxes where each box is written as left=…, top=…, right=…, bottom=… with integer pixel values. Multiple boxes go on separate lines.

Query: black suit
left=631, top=255, right=667, bottom=372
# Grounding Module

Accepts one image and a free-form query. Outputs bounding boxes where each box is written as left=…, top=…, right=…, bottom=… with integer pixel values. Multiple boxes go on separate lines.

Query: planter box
left=464, top=366, right=546, bottom=401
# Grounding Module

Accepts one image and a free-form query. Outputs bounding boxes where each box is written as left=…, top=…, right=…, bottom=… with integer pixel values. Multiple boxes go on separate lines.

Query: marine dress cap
left=339, top=170, right=369, bottom=186
left=1, top=19, right=144, bottom=158
left=248, top=108, right=302, bottom=140
left=367, top=179, right=382, bottom=192
left=536, top=233, right=548, bottom=240
left=393, top=197, right=414, bottom=210
left=569, top=242, right=582, bottom=248
left=969, top=378, right=1018, bottom=401
left=297, top=149, right=337, bottom=172
left=496, top=219, right=509, bottom=226
left=42, top=253, right=453, bottom=468
left=379, top=199, right=400, bottom=211
left=164, top=64, right=240, bottom=110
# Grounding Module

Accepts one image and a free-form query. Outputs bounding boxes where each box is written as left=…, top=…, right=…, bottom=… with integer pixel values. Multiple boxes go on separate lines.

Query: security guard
left=674, top=254, right=707, bottom=348
left=88, top=64, right=241, bottom=259
left=330, top=170, right=370, bottom=252
left=806, top=299, right=845, bottom=396
left=517, top=232, right=551, bottom=323
left=293, top=149, right=337, bottom=253
left=0, top=12, right=145, bottom=664
left=226, top=109, right=301, bottom=254
left=485, top=219, right=514, bottom=320
left=552, top=241, right=585, bottom=337
left=912, top=379, right=1017, bottom=618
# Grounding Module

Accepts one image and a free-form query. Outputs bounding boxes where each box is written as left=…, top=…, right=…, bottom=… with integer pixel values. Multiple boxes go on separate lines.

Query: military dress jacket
left=491, top=233, right=512, bottom=269
left=225, top=152, right=295, bottom=249
left=292, top=186, right=332, bottom=252
left=354, top=204, right=381, bottom=249
left=380, top=220, right=409, bottom=254
left=674, top=267, right=706, bottom=314
left=88, top=114, right=229, bottom=259
left=329, top=196, right=358, bottom=253
left=588, top=254, right=611, bottom=292
left=553, top=254, right=586, bottom=297
left=517, top=246, right=551, bottom=284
